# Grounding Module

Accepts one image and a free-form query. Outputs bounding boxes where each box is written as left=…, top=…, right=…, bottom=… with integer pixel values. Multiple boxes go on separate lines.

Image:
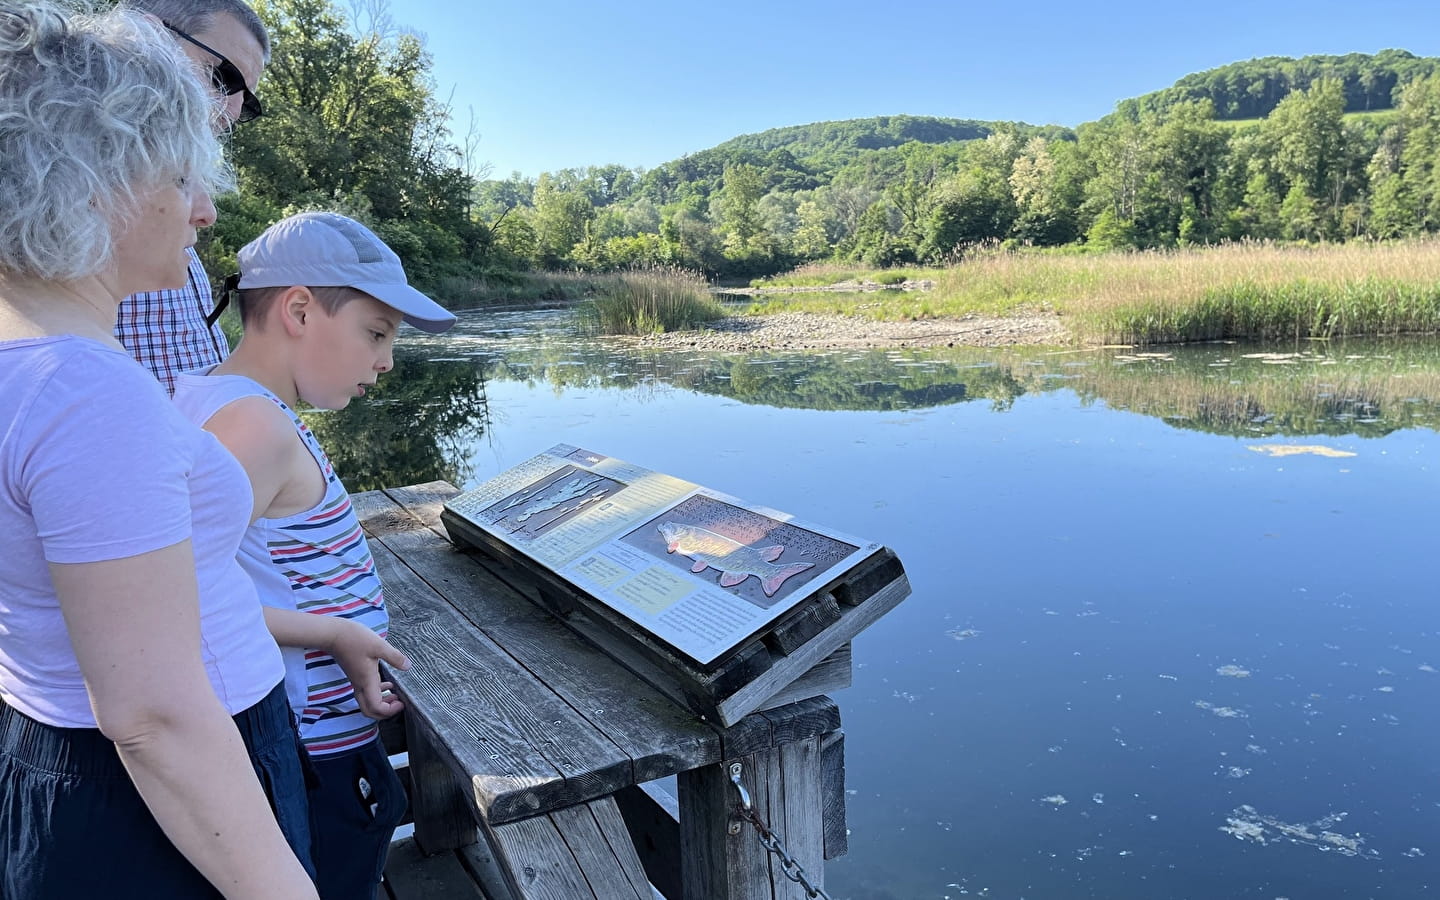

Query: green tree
left=718, top=163, right=769, bottom=256
left=531, top=174, right=595, bottom=265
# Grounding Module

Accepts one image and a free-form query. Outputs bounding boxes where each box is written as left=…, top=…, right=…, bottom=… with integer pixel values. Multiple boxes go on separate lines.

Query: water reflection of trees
left=478, top=331, right=1440, bottom=438
left=1073, top=341, right=1440, bottom=438
left=302, top=355, right=490, bottom=492
left=483, top=344, right=1028, bottom=411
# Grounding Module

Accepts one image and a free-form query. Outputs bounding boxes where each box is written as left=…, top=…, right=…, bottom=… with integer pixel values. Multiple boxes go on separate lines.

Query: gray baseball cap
left=237, top=211, right=457, bottom=333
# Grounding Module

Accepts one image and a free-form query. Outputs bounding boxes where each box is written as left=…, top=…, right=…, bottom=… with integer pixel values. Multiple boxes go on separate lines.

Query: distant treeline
left=475, top=51, right=1440, bottom=280
left=204, top=5, right=1440, bottom=293
left=1123, top=49, right=1440, bottom=120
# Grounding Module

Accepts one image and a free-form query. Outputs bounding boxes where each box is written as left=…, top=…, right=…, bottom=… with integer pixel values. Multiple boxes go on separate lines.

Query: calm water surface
left=308, top=309, right=1440, bottom=899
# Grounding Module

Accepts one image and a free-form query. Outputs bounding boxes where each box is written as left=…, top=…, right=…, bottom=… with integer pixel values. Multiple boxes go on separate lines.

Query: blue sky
left=387, top=0, right=1440, bottom=180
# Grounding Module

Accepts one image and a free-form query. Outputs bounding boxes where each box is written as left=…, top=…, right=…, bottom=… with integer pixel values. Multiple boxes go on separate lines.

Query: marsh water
left=308, top=309, right=1440, bottom=900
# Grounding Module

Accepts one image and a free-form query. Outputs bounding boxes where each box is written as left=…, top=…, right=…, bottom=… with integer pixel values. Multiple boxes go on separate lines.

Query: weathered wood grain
left=772, top=737, right=825, bottom=899
left=370, top=535, right=628, bottom=823
left=677, top=756, right=772, bottom=900
left=486, top=814, right=596, bottom=900
left=820, top=730, right=847, bottom=860
left=754, top=643, right=852, bottom=714
left=763, top=592, right=843, bottom=656
left=716, top=571, right=909, bottom=726
left=758, top=697, right=841, bottom=750
left=550, top=802, right=648, bottom=900
left=405, top=712, right=476, bottom=854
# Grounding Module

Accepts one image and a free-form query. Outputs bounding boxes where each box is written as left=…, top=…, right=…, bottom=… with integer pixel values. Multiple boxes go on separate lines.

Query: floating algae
left=1195, top=700, right=1249, bottom=719
left=1220, top=805, right=1379, bottom=859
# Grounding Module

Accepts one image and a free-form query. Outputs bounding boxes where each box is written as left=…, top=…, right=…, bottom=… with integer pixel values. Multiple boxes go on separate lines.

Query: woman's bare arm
left=52, top=540, right=318, bottom=900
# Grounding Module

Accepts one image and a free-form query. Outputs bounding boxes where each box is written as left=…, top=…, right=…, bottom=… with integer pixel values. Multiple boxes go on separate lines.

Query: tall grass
left=751, top=240, right=1440, bottom=344
left=433, top=270, right=609, bottom=308
left=579, top=268, right=727, bottom=335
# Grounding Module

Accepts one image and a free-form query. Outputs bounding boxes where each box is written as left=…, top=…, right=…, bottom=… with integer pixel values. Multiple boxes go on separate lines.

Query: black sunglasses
left=163, top=22, right=263, bottom=124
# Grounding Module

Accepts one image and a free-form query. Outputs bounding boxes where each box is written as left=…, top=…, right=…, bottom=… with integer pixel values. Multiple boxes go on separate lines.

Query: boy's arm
left=202, top=396, right=306, bottom=522
left=263, top=607, right=409, bottom=720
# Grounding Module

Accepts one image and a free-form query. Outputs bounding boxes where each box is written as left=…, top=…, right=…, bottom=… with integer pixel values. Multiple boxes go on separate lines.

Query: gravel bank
left=622, top=311, right=1069, bottom=351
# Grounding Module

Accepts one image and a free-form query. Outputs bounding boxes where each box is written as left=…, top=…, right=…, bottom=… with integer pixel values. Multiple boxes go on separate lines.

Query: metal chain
left=729, top=762, right=834, bottom=900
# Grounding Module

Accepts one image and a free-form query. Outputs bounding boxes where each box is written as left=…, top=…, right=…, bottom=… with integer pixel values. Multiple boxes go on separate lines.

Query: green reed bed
left=750, top=240, right=1440, bottom=344
left=580, top=268, right=726, bottom=335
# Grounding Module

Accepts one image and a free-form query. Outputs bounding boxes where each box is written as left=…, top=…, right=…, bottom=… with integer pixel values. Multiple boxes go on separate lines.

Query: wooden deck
left=355, top=483, right=854, bottom=899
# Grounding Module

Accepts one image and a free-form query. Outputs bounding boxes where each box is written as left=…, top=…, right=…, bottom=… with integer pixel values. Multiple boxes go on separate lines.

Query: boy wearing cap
left=171, top=211, right=457, bottom=899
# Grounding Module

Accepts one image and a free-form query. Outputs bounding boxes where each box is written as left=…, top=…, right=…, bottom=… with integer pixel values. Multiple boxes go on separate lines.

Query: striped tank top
left=171, top=372, right=387, bottom=757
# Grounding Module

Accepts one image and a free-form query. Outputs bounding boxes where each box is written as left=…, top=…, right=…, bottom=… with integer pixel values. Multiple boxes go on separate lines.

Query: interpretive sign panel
left=443, top=444, right=880, bottom=665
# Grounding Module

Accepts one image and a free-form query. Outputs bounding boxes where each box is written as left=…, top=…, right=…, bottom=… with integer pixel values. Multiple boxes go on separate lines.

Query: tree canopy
left=200, top=10, right=1440, bottom=292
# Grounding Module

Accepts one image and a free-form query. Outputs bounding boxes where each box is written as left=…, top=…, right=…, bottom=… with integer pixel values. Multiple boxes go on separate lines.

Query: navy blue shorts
left=0, top=682, right=315, bottom=898
left=308, top=737, right=408, bottom=900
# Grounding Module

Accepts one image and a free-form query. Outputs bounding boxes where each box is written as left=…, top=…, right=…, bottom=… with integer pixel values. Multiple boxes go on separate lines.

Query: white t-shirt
left=0, top=335, right=282, bottom=728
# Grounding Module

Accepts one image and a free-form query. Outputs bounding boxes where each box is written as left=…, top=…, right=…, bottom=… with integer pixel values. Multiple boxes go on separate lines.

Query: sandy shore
left=622, top=311, right=1069, bottom=351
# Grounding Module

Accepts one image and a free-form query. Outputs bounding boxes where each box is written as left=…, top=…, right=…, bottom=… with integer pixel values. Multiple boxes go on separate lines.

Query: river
left=306, top=308, right=1440, bottom=899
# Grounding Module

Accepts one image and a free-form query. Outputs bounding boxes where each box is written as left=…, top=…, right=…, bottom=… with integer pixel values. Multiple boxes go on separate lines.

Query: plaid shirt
left=114, top=247, right=230, bottom=394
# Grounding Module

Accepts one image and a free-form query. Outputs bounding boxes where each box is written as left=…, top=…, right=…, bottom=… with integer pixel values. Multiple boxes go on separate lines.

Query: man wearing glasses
left=115, top=0, right=269, bottom=393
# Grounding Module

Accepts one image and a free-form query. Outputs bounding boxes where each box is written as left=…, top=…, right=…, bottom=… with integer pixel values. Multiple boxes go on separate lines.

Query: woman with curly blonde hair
left=0, top=3, right=317, bottom=896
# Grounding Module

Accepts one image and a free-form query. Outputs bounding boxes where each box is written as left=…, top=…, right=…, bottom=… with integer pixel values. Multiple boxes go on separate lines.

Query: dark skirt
left=0, top=682, right=314, bottom=898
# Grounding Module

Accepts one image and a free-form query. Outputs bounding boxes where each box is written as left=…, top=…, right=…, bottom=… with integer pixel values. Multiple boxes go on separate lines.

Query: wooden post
left=406, top=712, right=477, bottom=855
left=677, top=738, right=826, bottom=900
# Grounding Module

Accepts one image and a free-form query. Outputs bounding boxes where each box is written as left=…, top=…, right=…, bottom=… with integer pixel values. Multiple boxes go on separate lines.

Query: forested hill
left=625, top=115, right=1067, bottom=204
left=712, top=116, right=1008, bottom=162
left=1119, top=49, right=1440, bottom=121
left=211, top=3, right=1440, bottom=302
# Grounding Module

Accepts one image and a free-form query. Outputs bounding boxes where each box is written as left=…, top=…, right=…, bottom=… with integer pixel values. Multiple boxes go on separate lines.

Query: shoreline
left=621, top=310, right=1069, bottom=351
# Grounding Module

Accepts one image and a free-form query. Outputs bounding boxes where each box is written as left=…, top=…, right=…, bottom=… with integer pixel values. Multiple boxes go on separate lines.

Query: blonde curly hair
left=0, top=0, right=232, bottom=280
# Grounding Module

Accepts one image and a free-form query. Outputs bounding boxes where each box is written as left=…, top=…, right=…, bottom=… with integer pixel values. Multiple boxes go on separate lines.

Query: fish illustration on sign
left=512, top=475, right=605, bottom=523
left=657, top=522, right=815, bottom=597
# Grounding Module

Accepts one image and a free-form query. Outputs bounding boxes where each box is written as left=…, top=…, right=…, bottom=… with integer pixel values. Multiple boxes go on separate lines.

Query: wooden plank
left=819, top=731, right=847, bottom=860
left=715, top=572, right=909, bottom=726
left=370, top=535, right=630, bottom=824
left=677, top=756, right=772, bottom=900
left=407, top=712, right=477, bottom=854
left=550, top=800, right=649, bottom=900
left=368, top=490, right=725, bottom=788
left=385, top=481, right=462, bottom=535
left=754, top=644, right=851, bottom=714
left=613, top=783, right=681, bottom=900
left=772, top=737, right=825, bottom=900
left=383, top=837, right=487, bottom=900
left=718, top=709, right=773, bottom=762
left=758, top=697, right=840, bottom=750
left=588, top=798, right=656, bottom=899
left=457, top=831, right=520, bottom=900
left=485, top=814, right=596, bottom=900
left=833, top=548, right=905, bottom=606
left=763, top=593, right=842, bottom=656
left=466, top=613, right=720, bottom=785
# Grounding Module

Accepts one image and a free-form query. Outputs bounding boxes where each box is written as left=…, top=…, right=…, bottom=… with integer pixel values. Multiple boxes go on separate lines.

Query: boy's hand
left=328, top=619, right=410, bottom=720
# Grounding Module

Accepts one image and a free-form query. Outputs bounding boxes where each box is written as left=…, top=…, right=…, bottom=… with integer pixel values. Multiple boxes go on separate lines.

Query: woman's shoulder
left=4, top=336, right=177, bottom=431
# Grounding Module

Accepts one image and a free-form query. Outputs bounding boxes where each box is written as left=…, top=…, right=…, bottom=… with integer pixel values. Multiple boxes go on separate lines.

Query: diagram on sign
left=622, top=494, right=859, bottom=609
left=480, top=465, right=625, bottom=540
